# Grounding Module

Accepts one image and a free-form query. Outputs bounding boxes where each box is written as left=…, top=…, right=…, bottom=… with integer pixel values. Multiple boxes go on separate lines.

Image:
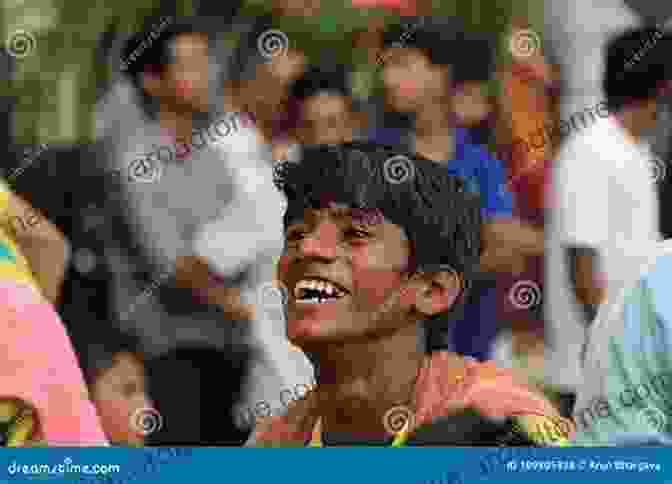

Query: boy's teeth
left=293, top=277, right=346, bottom=301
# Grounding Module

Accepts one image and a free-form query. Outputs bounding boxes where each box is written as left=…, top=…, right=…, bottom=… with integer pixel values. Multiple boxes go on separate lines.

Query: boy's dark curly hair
left=273, top=141, right=482, bottom=326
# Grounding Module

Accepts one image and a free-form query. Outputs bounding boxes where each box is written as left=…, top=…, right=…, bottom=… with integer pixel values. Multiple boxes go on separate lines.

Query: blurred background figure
left=290, top=63, right=363, bottom=147
left=145, top=347, right=249, bottom=445
left=94, top=16, right=259, bottom=444
left=546, top=26, right=672, bottom=418
left=368, top=17, right=544, bottom=363
left=76, top=328, right=150, bottom=446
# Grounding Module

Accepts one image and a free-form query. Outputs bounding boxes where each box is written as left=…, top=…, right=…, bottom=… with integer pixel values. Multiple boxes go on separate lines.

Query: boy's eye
left=286, top=228, right=307, bottom=241
left=345, top=227, right=371, bottom=239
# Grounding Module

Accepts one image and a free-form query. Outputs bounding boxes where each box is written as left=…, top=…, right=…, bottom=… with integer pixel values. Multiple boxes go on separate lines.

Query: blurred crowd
left=2, top=0, right=672, bottom=446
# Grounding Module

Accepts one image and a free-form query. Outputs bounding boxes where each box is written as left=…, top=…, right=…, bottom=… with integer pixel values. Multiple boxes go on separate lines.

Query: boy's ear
left=412, top=267, right=462, bottom=317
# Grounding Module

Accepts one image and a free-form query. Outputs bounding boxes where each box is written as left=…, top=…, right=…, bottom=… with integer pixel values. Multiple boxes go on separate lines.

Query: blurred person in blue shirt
left=368, top=17, right=545, bottom=360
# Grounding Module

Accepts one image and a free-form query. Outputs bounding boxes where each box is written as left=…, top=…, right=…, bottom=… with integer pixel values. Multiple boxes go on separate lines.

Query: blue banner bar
left=0, top=448, right=671, bottom=484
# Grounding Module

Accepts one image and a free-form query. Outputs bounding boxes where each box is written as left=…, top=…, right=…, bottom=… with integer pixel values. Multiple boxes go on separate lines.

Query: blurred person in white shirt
left=545, top=27, right=672, bottom=405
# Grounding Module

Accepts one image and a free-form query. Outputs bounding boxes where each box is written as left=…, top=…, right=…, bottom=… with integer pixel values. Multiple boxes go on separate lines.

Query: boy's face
left=278, top=204, right=419, bottom=347
left=92, top=352, right=151, bottom=446
left=382, top=47, right=449, bottom=113
left=300, top=92, right=351, bottom=145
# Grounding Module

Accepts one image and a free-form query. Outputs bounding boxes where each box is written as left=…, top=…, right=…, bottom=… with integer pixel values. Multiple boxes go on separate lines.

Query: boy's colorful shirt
left=0, top=180, right=39, bottom=293
left=250, top=351, right=574, bottom=446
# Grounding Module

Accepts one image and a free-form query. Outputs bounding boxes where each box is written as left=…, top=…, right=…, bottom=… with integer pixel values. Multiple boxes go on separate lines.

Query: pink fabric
left=0, top=282, right=108, bottom=445
left=253, top=351, right=573, bottom=445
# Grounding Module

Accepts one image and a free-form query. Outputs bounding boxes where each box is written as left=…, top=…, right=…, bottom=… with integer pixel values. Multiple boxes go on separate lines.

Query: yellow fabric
left=0, top=399, right=37, bottom=446
left=513, top=414, right=571, bottom=447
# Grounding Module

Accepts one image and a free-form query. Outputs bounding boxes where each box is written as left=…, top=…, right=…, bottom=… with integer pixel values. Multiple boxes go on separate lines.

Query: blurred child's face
left=300, top=92, right=351, bottom=145
left=382, top=47, right=449, bottom=113
left=92, top=352, right=150, bottom=446
left=266, top=48, right=307, bottom=87
left=164, top=33, right=211, bottom=113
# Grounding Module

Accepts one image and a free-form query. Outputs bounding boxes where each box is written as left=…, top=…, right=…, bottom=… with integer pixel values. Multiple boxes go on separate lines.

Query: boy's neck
left=310, top=324, right=425, bottom=441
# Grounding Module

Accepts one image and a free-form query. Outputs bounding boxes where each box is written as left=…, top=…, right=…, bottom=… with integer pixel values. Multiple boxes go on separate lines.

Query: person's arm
left=566, top=246, right=605, bottom=321
left=192, top=126, right=284, bottom=319
left=173, top=254, right=254, bottom=321
left=2, top=192, right=69, bottom=304
left=558, top=146, right=610, bottom=322
left=476, top=151, right=544, bottom=274
left=194, top=127, right=285, bottom=279
left=483, top=217, right=545, bottom=256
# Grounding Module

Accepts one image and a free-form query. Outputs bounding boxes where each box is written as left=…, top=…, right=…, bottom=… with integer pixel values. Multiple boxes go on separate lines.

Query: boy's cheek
left=351, top=267, right=404, bottom=306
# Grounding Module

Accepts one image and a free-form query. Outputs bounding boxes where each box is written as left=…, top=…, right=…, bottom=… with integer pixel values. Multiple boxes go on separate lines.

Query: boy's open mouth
left=293, top=277, right=349, bottom=305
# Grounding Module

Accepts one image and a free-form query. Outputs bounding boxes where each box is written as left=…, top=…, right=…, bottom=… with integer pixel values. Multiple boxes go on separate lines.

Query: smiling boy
left=248, top=142, right=572, bottom=446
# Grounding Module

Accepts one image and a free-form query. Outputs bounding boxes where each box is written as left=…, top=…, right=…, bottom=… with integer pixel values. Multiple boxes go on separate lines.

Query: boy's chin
left=287, top=318, right=391, bottom=348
